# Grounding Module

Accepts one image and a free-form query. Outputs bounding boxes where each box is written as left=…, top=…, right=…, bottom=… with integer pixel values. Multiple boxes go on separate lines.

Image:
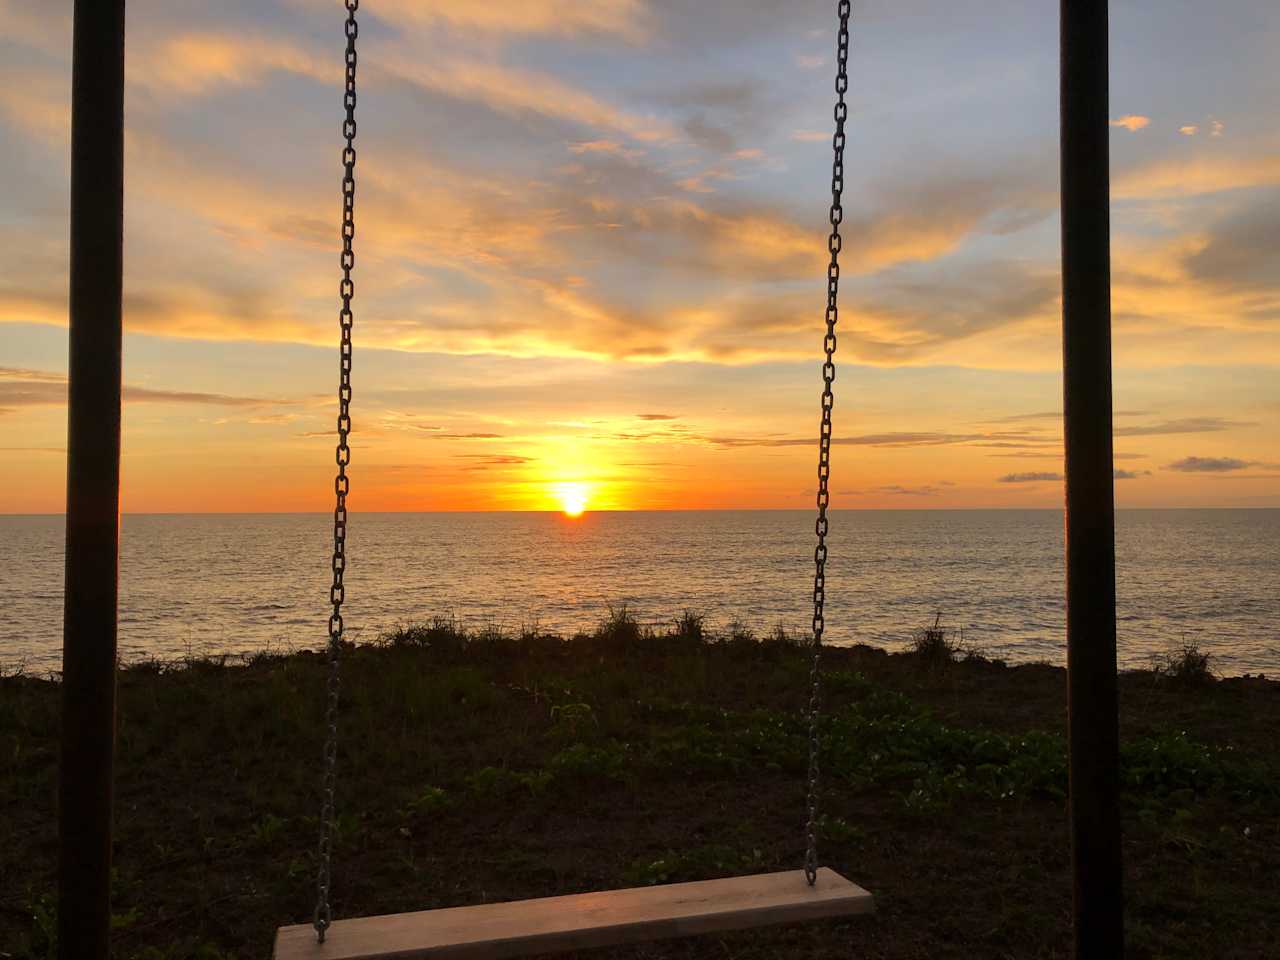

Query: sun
left=554, top=481, right=590, bottom=517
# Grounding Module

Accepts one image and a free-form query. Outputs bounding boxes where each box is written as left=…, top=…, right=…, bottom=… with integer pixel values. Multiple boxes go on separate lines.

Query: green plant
left=550, top=701, right=596, bottom=737
left=548, top=741, right=631, bottom=785
left=1152, top=643, right=1213, bottom=685
left=22, top=892, right=58, bottom=960
left=763, top=623, right=800, bottom=648
left=624, top=845, right=763, bottom=886
left=467, top=765, right=553, bottom=799
left=248, top=812, right=288, bottom=846
left=596, top=605, right=643, bottom=649
left=820, top=815, right=866, bottom=846
left=406, top=785, right=452, bottom=814
left=910, top=612, right=958, bottom=664
left=672, top=610, right=706, bottom=642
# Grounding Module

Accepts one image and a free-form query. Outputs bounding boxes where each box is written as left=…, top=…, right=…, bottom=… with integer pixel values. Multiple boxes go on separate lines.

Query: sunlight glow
left=554, top=481, right=590, bottom=517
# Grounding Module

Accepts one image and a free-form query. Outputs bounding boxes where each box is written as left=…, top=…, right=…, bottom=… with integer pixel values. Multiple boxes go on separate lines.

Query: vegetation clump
left=909, top=612, right=961, bottom=665
left=1153, top=642, right=1214, bottom=685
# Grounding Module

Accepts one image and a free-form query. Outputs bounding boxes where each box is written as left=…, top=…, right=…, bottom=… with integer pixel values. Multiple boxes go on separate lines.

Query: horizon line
left=4, top=505, right=1278, bottom=518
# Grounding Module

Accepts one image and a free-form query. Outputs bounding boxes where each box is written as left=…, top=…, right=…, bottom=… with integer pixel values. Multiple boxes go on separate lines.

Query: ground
left=2, top=614, right=1277, bottom=959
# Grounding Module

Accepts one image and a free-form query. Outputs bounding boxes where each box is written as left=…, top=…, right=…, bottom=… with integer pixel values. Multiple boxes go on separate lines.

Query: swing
left=274, top=3, right=871, bottom=957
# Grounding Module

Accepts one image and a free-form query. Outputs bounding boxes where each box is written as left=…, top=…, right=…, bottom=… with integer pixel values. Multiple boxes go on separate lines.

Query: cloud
left=5, top=0, right=1273, bottom=384
left=998, top=472, right=1063, bottom=483
left=0, top=367, right=291, bottom=414
left=340, top=0, right=649, bottom=40
left=1179, top=124, right=1199, bottom=136
left=1112, top=153, right=1280, bottom=199
left=384, top=55, right=675, bottom=143
left=569, top=140, right=643, bottom=159
left=695, top=428, right=1059, bottom=450
left=1165, top=456, right=1255, bottom=473
left=875, top=484, right=946, bottom=496
left=636, top=413, right=679, bottom=421
left=982, top=409, right=1153, bottom=424
left=127, top=33, right=330, bottom=100
left=1182, top=193, right=1280, bottom=290
left=985, top=410, right=1060, bottom=423
left=1114, top=417, right=1252, bottom=436
left=1110, top=115, right=1150, bottom=132
left=790, top=130, right=830, bottom=142
left=1113, top=468, right=1151, bottom=480
left=454, top=453, right=535, bottom=470
left=795, top=54, right=825, bottom=70
left=3, top=41, right=1069, bottom=371
left=0, top=367, right=64, bottom=383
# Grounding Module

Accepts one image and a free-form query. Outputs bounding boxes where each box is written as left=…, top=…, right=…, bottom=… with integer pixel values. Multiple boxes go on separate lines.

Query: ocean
left=4, top=509, right=1277, bottom=675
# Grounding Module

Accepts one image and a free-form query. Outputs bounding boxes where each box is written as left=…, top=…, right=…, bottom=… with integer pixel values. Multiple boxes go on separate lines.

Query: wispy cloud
left=339, top=0, right=650, bottom=41
left=0, top=367, right=292, bottom=414
left=998, top=472, right=1063, bottom=483
left=454, top=453, right=535, bottom=470
left=875, top=483, right=951, bottom=496
left=1112, top=153, right=1280, bottom=199
left=1166, top=456, right=1256, bottom=473
left=1115, top=417, right=1252, bottom=436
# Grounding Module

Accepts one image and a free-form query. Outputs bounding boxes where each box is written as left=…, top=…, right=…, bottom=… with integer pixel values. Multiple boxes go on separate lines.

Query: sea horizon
left=7, top=505, right=1278, bottom=517
left=6, top=508, right=1278, bottom=676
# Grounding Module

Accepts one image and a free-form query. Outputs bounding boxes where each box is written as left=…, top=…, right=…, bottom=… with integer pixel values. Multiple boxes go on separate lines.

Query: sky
left=2, top=0, right=1278, bottom=513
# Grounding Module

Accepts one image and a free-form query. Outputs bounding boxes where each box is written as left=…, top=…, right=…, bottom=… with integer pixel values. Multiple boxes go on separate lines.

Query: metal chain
left=315, top=0, right=360, bottom=942
left=804, top=0, right=851, bottom=887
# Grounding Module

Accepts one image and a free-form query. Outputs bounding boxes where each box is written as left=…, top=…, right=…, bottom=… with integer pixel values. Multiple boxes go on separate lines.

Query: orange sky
left=3, top=1, right=1278, bottom=513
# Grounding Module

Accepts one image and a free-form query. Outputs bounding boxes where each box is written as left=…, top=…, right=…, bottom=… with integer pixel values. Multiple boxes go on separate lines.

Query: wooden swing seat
left=274, top=867, right=873, bottom=960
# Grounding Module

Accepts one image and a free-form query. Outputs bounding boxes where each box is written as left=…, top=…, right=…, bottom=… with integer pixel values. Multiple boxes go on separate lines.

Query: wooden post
left=59, top=2, right=126, bottom=957
left=1060, top=1, right=1124, bottom=957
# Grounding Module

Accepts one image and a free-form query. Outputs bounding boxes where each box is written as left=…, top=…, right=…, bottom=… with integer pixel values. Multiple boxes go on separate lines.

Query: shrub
left=405, top=785, right=452, bottom=814
left=549, top=701, right=597, bottom=737
left=763, top=623, right=802, bottom=648
left=1152, top=643, right=1213, bottom=685
left=594, top=605, right=644, bottom=652
left=672, top=610, right=706, bottom=643
left=548, top=741, right=631, bottom=785
left=385, top=616, right=468, bottom=655
left=910, top=612, right=958, bottom=665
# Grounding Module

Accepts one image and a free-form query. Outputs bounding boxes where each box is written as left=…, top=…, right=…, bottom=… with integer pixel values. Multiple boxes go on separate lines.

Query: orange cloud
left=1113, top=152, right=1280, bottom=199
left=1110, top=115, right=1151, bottom=132
left=382, top=55, right=675, bottom=143
left=289, top=0, right=650, bottom=41
left=128, top=33, right=330, bottom=99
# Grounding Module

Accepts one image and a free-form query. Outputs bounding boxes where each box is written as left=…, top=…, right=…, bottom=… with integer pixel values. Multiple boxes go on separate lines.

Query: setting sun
left=554, top=482, right=591, bottom=517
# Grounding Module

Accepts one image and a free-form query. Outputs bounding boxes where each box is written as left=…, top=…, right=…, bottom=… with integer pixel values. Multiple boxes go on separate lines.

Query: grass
left=1, top=614, right=1277, bottom=959
left=1152, top=641, right=1215, bottom=685
left=908, top=611, right=961, bottom=664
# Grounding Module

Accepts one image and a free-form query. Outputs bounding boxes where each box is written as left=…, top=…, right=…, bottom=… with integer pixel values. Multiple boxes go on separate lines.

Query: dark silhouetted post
left=60, top=2, right=126, bottom=957
left=1060, top=1, right=1123, bottom=957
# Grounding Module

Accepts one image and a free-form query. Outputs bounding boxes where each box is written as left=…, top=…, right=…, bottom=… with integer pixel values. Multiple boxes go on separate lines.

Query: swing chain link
left=805, top=0, right=851, bottom=887
left=315, top=0, right=360, bottom=942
